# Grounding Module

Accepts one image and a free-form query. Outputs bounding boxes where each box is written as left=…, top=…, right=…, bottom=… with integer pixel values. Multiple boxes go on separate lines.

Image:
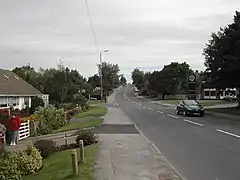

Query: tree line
left=13, top=62, right=127, bottom=105
left=132, top=11, right=240, bottom=103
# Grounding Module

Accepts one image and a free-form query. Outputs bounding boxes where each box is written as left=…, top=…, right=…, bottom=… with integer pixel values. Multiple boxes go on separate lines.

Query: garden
left=0, top=93, right=107, bottom=180
left=0, top=130, right=99, bottom=180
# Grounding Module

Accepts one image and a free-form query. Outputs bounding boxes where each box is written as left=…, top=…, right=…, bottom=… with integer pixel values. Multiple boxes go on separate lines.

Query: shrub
left=76, top=131, right=98, bottom=146
left=34, top=139, right=57, bottom=158
left=22, top=114, right=40, bottom=123
left=35, top=105, right=68, bottom=135
left=30, top=96, right=45, bottom=114
left=0, top=145, right=42, bottom=180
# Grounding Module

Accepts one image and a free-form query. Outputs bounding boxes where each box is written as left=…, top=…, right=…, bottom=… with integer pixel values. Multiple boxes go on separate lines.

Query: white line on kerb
left=158, top=111, right=163, bottom=114
left=166, top=114, right=178, bottom=119
left=216, top=129, right=240, bottom=139
left=184, top=119, right=204, bottom=127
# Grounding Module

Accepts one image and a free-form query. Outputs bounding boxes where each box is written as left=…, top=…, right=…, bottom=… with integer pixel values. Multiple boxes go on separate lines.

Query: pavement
left=115, top=86, right=240, bottom=180
left=94, top=89, right=183, bottom=180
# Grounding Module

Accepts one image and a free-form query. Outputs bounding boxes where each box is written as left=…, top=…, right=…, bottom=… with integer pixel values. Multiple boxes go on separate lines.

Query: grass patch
left=163, top=100, right=229, bottom=107
left=76, top=106, right=107, bottom=118
left=207, top=107, right=240, bottom=115
left=53, top=118, right=103, bottom=133
left=88, top=100, right=103, bottom=105
left=24, top=144, right=98, bottom=180
left=163, top=100, right=180, bottom=105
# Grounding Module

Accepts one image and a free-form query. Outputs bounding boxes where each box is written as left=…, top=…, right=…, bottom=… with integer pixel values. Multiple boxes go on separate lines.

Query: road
left=115, top=86, right=240, bottom=180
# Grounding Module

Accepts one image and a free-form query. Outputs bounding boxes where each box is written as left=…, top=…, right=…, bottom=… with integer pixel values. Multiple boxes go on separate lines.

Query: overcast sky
left=0, top=0, right=239, bottom=81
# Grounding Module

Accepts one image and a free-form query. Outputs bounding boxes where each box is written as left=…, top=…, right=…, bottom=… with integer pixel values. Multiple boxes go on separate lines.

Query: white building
left=203, top=88, right=238, bottom=100
left=0, top=69, right=49, bottom=109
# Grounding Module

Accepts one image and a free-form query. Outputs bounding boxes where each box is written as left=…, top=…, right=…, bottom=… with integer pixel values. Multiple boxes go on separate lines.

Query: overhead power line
left=85, top=0, right=99, bottom=53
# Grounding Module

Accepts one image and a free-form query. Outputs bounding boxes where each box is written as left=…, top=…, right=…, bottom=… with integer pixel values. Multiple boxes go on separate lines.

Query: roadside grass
left=53, top=117, right=103, bottom=133
left=163, top=100, right=230, bottom=107
left=207, top=107, right=240, bottom=115
left=76, top=106, right=107, bottom=118
left=24, top=144, right=98, bottom=180
left=88, top=100, right=103, bottom=105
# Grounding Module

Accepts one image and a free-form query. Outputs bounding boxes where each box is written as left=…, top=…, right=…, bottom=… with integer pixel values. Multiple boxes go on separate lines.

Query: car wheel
left=176, top=110, right=180, bottom=115
left=183, top=110, right=187, bottom=116
left=200, top=112, right=204, bottom=117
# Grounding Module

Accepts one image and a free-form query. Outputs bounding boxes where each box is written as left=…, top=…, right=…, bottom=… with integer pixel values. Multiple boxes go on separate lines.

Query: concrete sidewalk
left=94, top=90, right=182, bottom=180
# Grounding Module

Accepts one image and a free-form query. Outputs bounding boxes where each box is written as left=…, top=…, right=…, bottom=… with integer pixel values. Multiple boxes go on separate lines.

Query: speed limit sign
left=188, top=75, right=195, bottom=82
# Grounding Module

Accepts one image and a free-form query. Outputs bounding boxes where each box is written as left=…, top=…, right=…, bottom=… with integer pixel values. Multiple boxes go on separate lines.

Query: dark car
left=176, top=100, right=204, bottom=117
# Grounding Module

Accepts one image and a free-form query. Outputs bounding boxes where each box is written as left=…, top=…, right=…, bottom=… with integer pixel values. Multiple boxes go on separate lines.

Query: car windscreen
left=184, top=100, right=199, bottom=106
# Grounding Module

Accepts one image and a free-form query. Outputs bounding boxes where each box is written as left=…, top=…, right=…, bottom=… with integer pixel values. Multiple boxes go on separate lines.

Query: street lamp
left=100, top=49, right=109, bottom=102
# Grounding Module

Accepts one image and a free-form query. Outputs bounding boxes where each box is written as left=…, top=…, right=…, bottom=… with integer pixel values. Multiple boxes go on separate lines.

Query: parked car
left=223, top=94, right=238, bottom=102
left=176, top=100, right=204, bottom=117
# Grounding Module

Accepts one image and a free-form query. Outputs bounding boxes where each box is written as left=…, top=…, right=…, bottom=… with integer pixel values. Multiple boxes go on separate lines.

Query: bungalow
left=0, top=69, right=49, bottom=109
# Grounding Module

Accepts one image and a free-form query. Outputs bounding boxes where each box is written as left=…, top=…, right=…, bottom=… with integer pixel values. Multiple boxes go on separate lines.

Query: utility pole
left=99, top=49, right=109, bottom=102
left=100, top=51, right=103, bottom=102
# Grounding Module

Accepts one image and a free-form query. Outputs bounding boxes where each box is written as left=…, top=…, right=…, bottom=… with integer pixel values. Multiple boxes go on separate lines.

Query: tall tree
left=131, top=68, right=145, bottom=89
left=203, top=11, right=240, bottom=89
left=203, top=11, right=240, bottom=105
left=120, top=75, right=127, bottom=85
left=98, top=62, right=120, bottom=95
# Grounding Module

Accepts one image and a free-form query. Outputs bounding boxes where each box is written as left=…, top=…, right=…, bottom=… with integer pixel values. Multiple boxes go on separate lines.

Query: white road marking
left=166, top=114, right=179, bottom=119
left=158, top=111, right=164, bottom=114
left=216, top=129, right=240, bottom=139
left=148, top=108, right=153, bottom=111
left=184, top=119, right=204, bottom=127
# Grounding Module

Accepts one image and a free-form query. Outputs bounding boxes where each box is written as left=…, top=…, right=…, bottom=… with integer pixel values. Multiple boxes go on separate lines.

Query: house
left=0, top=69, right=49, bottom=109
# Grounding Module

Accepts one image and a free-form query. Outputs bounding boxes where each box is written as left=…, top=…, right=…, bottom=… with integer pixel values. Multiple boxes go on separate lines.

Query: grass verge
left=24, top=144, right=98, bottom=180
left=163, top=100, right=229, bottom=107
left=76, top=106, right=107, bottom=118
left=207, top=107, right=240, bottom=115
left=53, top=118, right=103, bottom=133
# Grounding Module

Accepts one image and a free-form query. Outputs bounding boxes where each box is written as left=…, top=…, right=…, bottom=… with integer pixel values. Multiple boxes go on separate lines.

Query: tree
left=120, top=75, right=127, bottom=85
left=98, top=62, right=120, bottom=95
left=131, top=69, right=144, bottom=89
left=88, top=74, right=100, bottom=89
left=203, top=11, right=240, bottom=104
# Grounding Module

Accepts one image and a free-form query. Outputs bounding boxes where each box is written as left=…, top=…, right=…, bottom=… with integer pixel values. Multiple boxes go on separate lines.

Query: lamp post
left=100, top=49, right=109, bottom=102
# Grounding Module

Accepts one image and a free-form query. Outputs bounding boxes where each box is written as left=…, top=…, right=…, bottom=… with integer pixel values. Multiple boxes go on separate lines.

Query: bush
left=30, top=96, right=45, bottom=114
left=34, top=139, right=57, bottom=158
left=76, top=131, right=98, bottom=146
left=0, top=145, right=42, bottom=180
left=35, top=105, right=68, bottom=135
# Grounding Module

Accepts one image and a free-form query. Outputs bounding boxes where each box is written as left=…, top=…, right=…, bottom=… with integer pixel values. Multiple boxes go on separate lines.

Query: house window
left=210, top=91, right=216, bottom=97
left=24, top=97, right=30, bottom=107
left=204, top=91, right=209, bottom=96
left=0, top=97, right=8, bottom=107
left=8, top=97, right=19, bottom=106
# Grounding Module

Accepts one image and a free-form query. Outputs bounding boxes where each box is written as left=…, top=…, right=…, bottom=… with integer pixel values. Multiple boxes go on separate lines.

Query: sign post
left=188, top=74, right=196, bottom=100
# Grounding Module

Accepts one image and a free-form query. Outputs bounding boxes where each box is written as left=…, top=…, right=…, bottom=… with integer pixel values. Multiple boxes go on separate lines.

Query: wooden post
left=64, top=134, right=68, bottom=146
left=79, top=140, right=84, bottom=163
left=71, top=149, right=78, bottom=175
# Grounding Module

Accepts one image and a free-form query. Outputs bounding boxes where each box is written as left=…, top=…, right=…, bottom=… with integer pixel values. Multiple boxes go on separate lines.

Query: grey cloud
left=0, top=0, right=239, bottom=80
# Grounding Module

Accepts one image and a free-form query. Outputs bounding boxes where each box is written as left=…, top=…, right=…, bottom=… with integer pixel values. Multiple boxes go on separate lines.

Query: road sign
left=188, top=75, right=195, bottom=82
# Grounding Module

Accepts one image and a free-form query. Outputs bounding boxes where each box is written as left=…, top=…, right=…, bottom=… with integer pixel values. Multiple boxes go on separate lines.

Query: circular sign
left=188, top=75, right=195, bottom=82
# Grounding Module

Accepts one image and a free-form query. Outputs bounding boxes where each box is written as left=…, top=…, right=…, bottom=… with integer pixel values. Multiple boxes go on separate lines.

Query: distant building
left=0, top=69, right=49, bottom=109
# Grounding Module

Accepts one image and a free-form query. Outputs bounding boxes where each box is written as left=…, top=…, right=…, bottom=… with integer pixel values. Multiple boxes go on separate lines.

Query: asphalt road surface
left=115, top=86, right=240, bottom=180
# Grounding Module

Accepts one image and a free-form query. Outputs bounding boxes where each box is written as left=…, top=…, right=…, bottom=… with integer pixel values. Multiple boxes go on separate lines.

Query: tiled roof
left=0, top=69, right=42, bottom=95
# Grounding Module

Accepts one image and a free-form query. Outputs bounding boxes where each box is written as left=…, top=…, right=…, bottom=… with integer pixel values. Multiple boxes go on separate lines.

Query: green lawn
left=24, top=144, right=98, bottom=180
left=76, top=106, right=107, bottom=118
left=163, top=100, right=227, bottom=107
left=163, top=100, right=180, bottom=105
left=207, top=107, right=240, bottom=115
left=88, top=100, right=103, bottom=105
left=53, top=118, right=103, bottom=133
